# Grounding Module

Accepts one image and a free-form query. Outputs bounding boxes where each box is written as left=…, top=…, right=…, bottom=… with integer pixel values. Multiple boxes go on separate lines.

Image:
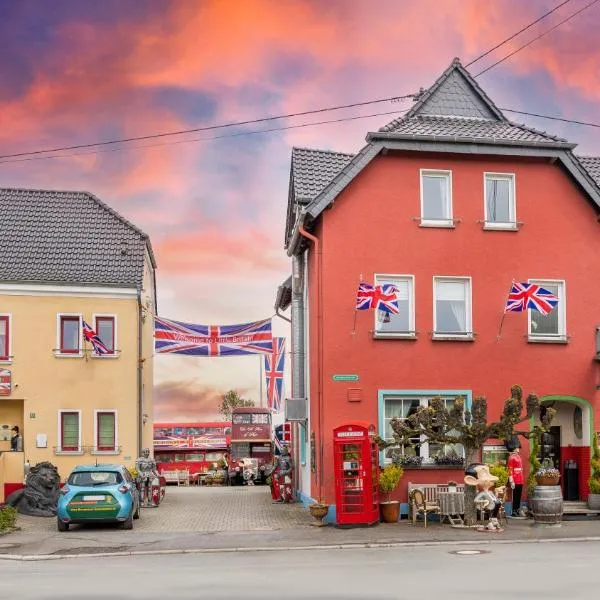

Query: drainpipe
left=298, top=223, right=323, bottom=503
left=137, top=290, right=143, bottom=458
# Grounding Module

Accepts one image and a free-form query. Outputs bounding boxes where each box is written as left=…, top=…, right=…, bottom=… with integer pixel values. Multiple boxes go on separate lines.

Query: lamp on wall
left=142, top=413, right=149, bottom=425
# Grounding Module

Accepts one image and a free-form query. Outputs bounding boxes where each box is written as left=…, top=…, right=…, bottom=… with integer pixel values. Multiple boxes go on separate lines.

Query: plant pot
left=380, top=501, right=400, bottom=523
left=588, top=493, right=600, bottom=510
left=309, top=503, right=329, bottom=526
left=535, top=474, right=560, bottom=486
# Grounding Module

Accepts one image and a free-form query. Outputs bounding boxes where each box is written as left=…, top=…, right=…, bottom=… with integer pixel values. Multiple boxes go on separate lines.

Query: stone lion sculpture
left=6, top=461, right=61, bottom=517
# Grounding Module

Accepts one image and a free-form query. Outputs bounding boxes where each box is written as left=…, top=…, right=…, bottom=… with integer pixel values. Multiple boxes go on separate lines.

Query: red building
left=277, top=59, right=600, bottom=523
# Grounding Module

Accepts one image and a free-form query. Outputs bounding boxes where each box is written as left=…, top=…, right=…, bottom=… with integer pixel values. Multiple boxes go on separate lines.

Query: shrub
left=589, top=434, right=600, bottom=495
left=378, top=464, right=404, bottom=501
left=433, top=455, right=465, bottom=466
left=394, top=455, right=423, bottom=468
left=489, top=464, right=509, bottom=488
left=0, top=505, right=17, bottom=531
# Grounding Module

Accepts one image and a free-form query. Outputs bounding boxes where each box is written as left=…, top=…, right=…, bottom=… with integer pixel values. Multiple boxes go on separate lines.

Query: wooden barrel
left=531, top=485, right=563, bottom=525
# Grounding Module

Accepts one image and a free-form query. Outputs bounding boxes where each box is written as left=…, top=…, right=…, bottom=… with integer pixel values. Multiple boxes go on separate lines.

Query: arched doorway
left=539, top=395, right=593, bottom=501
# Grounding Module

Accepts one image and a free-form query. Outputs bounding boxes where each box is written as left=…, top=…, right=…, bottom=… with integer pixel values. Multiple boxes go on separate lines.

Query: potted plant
left=535, top=459, right=560, bottom=486
left=308, top=502, right=329, bottom=526
left=588, top=433, right=600, bottom=510
left=447, top=480, right=458, bottom=493
left=378, top=464, right=404, bottom=523
left=489, top=464, right=509, bottom=489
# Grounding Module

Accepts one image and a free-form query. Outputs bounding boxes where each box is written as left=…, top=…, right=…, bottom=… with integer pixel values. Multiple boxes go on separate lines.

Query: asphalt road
left=1, top=541, right=597, bottom=599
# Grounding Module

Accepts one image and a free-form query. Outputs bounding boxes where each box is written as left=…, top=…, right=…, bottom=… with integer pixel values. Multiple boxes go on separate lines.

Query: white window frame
left=373, top=274, right=415, bottom=338
left=483, top=172, right=517, bottom=230
left=93, top=409, right=120, bottom=455
left=432, top=276, right=473, bottom=340
left=527, top=279, right=567, bottom=342
left=56, top=409, right=83, bottom=455
left=0, top=313, right=12, bottom=364
left=420, top=169, right=453, bottom=227
left=91, top=313, right=119, bottom=358
left=381, top=393, right=465, bottom=465
left=55, top=313, right=83, bottom=358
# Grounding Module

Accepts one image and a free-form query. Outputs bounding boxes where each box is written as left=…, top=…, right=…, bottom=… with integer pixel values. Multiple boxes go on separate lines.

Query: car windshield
left=68, top=471, right=123, bottom=486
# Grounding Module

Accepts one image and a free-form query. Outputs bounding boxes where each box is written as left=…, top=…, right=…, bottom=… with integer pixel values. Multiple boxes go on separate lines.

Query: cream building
left=0, top=188, right=156, bottom=501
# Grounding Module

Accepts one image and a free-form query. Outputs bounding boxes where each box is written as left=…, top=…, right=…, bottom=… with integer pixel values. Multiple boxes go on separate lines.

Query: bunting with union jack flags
left=82, top=320, right=111, bottom=355
left=504, top=282, right=559, bottom=316
left=355, top=282, right=400, bottom=314
left=264, top=337, right=285, bottom=413
left=154, top=316, right=273, bottom=356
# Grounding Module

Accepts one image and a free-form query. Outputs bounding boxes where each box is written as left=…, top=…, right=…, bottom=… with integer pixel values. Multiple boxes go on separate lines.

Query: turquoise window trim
left=377, top=389, right=473, bottom=467
left=300, top=424, right=306, bottom=466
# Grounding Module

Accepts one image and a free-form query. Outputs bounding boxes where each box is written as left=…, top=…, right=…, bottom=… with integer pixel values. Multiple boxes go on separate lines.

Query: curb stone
left=2, top=535, right=600, bottom=561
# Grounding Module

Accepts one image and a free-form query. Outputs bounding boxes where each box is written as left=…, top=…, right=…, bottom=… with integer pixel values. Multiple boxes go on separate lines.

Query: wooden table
left=438, top=491, right=465, bottom=526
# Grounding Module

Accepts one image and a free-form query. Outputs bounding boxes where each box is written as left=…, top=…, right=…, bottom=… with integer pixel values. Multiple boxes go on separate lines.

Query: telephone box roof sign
left=154, top=316, right=273, bottom=356
left=0, top=369, right=11, bottom=396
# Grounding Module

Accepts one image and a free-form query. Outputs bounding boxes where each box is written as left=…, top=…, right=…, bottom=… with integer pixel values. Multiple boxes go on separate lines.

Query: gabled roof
left=0, top=188, right=155, bottom=287
left=291, top=147, right=354, bottom=204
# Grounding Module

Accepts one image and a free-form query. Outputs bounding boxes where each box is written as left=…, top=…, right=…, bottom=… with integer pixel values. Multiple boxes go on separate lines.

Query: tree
left=380, top=385, right=554, bottom=526
left=217, top=390, right=254, bottom=420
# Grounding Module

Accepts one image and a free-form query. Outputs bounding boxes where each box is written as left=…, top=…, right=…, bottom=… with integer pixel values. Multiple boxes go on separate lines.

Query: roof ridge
left=0, top=187, right=150, bottom=241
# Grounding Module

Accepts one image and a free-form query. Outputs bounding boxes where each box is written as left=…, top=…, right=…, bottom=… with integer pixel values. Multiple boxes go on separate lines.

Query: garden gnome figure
left=136, top=448, right=160, bottom=507
left=506, top=439, right=524, bottom=517
left=464, top=464, right=503, bottom=532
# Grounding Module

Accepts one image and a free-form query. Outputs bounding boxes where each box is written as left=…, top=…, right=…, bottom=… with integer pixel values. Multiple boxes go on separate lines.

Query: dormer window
left=420, top=170, right=453, bottom=227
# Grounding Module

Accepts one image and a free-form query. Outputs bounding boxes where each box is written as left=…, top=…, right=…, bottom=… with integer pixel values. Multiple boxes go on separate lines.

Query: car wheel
left=133, top=502, right=140, bottom=520
left=57, top=518, right=69, bottom=532
left=122, top=512, right=134, bottom=530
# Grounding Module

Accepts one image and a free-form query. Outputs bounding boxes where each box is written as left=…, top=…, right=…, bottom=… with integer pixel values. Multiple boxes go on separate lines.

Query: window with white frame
left=382, top=394, right=464, bottom=463
left=58, top=314, right=81, bottom=355
left=374, top=275, right=414, bottom=336
left=420, top=170, right=452, bottom=225
left=433, top=277, right=472, bottom=337
left=528, top=280, right=566, bottom=340
left=95, top=410, right=117, bottom=452
left=58, top=410, right=81, bottom=452
left=484, top=173, right=516, bottom=228
left=94, top=315, right=116, bottom=355
left=0, top=315, right=10, bottom=361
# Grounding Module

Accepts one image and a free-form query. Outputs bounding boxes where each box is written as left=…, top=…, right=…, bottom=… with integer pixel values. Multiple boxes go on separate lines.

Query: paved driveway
left=16, top=485, right=313, bottom=533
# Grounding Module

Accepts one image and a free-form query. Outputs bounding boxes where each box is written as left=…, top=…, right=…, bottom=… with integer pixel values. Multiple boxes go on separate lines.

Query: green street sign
left=332, top=374, right=359, bottom=382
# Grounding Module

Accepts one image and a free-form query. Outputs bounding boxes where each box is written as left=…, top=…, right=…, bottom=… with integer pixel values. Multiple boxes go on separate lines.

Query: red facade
left=282, top=60, right=600, bottom=516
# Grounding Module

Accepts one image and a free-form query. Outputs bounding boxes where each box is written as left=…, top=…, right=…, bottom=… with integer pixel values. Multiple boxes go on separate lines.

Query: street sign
left=332, top=374, right=359, bottom=382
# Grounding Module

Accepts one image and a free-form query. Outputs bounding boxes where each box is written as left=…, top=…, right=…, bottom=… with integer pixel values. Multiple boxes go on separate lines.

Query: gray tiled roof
left=576, top=156, right=600, bottom=187
left=0, top=188, right=154, bottom=286
left=291, top=147, right=354, bottom=203
left=377, top=115, right=567, bottom=144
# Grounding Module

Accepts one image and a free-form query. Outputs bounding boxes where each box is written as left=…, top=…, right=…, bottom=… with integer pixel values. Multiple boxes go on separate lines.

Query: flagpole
left=497, top=278, right=516, bottom=341
left=351, top=273, right=363, bottom=336
left=259, top=354, right=263, bottom=408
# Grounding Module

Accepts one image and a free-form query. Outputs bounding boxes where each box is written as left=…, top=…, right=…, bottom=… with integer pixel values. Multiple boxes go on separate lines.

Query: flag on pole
left=504, top=282, right=559, bottom=316
left=355, top=282, right=400, bottom=314
left=265, top=337, right=285, bottom=412
left=82, top=320, right=111, bottom=355
left=154, top=316, right=273, bottom=356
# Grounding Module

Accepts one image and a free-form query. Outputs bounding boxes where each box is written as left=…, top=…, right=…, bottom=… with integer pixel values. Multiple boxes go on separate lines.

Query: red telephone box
left=333, top=422, right=379, bottom=526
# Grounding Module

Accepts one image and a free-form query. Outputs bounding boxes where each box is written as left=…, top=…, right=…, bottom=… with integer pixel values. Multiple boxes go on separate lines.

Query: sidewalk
left=2, top=486, right=600, bottom=560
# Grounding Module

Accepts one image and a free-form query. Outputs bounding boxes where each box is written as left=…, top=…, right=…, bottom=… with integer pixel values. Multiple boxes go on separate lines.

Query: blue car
left=57, top=464, right=140, bottom=531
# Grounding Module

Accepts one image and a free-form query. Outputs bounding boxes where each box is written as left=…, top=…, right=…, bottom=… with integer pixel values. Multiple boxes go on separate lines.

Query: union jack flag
left=82, top=320, right=111, bottom=355
left=265, top=337, right=285, bottom=412
left=355, top=282, right=400, bottom=314
left=505, top=282, right=559, bottom=315
left=154, top=316, right=273, bottom=356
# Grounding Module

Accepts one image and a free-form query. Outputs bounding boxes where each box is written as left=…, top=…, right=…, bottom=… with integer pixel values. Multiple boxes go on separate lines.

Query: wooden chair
left=409, top=488, right=440, bottom=527
left=496, top=486, right=509, bottom=527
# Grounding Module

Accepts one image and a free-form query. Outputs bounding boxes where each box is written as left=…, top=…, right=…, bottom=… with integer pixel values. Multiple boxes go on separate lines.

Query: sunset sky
left=2, top=0, right=599, bottom=421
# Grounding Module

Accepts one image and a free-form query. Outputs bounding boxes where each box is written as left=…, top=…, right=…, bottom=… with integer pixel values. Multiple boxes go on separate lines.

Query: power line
left=465, top=0, right=573, bottom=67
left=474, top=0, right=600, bottom=77
left=0, top=108, right=410, bottom=165
left=502, top=108, right=600, bottom=129
left=0, top=94, right=416, bottom=161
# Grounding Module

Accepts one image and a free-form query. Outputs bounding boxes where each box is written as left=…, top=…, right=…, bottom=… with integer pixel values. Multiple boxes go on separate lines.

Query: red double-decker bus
left=153, top=421, right=231, bottom=477
left=228, top=407, right=273, bottom=485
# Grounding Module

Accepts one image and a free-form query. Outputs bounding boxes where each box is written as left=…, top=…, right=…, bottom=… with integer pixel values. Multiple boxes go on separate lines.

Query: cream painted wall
left=0, top=287, right=154, bottom=485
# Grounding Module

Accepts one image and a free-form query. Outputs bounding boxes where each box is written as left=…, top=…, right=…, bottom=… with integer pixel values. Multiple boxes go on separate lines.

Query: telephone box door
left=333, top=422, right=379, bottom=526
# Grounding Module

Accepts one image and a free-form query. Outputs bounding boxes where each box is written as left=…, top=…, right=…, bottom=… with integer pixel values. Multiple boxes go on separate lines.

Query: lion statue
left=6, top=461, right=61, bottom=517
